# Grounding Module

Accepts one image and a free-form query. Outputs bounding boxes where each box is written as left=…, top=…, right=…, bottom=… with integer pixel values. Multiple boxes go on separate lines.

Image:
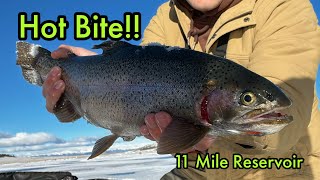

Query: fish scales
left=60, top=46, right=211, bottom=135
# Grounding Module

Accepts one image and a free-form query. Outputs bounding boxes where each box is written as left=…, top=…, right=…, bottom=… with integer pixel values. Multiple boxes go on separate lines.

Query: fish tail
left=16, top=41, right=52, bottom=86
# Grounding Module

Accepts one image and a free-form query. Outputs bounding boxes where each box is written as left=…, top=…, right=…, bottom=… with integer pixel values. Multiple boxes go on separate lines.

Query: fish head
left=202, top=69, right=293, bottom=136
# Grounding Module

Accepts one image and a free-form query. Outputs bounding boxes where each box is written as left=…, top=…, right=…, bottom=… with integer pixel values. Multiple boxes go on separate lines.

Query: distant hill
left=0, top=154, right=15, bottom=158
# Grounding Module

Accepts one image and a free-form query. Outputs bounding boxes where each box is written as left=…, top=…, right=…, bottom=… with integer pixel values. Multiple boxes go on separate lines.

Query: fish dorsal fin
left=88, top=134, right=118, bottom=159
left=92, top=41, right=132, bottom=55
left=157, top=117, right=210, bottom=154
left=53, top=94, right=81, bottom=123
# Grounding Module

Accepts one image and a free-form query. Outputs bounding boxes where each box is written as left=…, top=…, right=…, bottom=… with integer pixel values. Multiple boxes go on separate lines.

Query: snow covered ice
left=0, top=148, right=175, bottom=180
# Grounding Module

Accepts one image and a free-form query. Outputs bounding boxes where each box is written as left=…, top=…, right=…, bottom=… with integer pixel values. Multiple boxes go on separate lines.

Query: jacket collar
left=171, top=0, right=257, bottom=52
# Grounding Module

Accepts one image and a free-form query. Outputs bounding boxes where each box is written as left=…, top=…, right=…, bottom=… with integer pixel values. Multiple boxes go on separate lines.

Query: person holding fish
left=42, top=0, right=320, bottom=179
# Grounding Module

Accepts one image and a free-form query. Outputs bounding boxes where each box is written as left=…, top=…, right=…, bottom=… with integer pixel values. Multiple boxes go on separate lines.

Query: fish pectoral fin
left=53, top=95, right=81, bottom=123
left=92, top=41, right=132, bottom=55
left=88, top=134, right=118, bottom=160
left=157, top=117, right=210, bottom=154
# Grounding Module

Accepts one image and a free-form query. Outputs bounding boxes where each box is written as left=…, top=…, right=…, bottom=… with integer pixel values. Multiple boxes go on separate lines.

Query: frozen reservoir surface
left=0, top=148, right=176, bottom=180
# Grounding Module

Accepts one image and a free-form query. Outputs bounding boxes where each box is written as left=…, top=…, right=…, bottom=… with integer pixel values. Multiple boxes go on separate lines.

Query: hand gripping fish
left=16, top=41, right=293, bottom=159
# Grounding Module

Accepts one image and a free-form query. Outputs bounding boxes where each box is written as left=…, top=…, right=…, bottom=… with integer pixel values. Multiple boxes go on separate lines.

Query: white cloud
left=0, top=132, right=12, bottom=138
left=0, top=132, right=64, bottom=147
left=0, top=132, right=154, bottom=157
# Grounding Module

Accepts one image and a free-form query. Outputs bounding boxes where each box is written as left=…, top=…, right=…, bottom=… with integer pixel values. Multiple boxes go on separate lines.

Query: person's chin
left=186, top=0, right=223, bottom=12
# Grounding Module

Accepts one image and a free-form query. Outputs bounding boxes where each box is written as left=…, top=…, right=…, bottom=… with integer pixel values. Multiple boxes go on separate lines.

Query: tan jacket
left=141, top=0, right=320, bottom=179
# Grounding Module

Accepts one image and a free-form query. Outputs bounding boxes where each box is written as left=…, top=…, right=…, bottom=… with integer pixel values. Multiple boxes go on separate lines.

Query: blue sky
left=0, top=0, right=319, bottom=156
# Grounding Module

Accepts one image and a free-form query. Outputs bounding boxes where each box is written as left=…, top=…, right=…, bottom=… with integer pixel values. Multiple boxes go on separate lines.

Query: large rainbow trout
left=16, top=41, right=293, bottom=159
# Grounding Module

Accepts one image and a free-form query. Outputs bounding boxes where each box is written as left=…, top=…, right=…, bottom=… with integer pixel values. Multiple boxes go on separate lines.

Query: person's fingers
left=143, top=111, right=214, bottom=153
left=154, top=111, right=172, bottom=132
left=45, top=80, right=65, bottom=113
left=140, top=125, right=156, bottom=141
left=145, top=113, right=162, bottom=141
left=140, top=125, right=149, bottom=136
left=42, top=67, right=61, bottom=98
left=51, top=44, right=97, bottom=59
left=51, top=48, right=70, bottom=59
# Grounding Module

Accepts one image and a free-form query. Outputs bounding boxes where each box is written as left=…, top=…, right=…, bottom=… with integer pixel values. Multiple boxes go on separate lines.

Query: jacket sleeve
left=141, top=3, right=167, bottom=46
left=248, top=0, right=320, bottom=153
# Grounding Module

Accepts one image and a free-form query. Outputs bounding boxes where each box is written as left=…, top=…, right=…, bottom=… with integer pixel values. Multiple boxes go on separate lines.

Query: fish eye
left=240, top=92, right=257, bottom=106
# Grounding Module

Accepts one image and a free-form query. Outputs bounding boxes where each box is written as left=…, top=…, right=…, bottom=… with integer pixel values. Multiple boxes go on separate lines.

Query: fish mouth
left=228, top=106, right=293, bottom=136
left=240, top=107, right=293, bottom=125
